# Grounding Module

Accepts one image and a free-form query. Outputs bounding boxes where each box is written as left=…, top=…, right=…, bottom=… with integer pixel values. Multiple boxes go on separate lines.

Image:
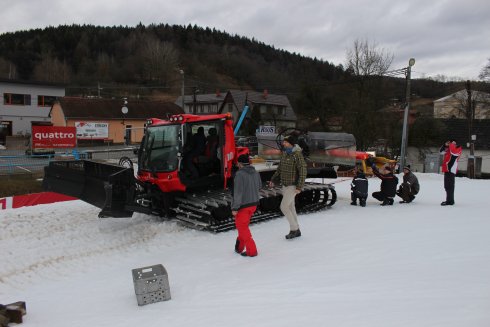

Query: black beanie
left=284, top=135, right=297, bottom=146
left=237, top=154, right=250, bottom=165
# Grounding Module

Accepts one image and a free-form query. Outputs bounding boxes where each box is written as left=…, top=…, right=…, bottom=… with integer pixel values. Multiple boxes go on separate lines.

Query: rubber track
left=171, top=182, right=336, bottom=232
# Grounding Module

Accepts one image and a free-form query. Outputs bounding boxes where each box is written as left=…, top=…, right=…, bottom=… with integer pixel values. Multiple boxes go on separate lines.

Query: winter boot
left=285, top=229, right=301, bottom=239
left=441, top=201, right=454, bottom=206
left=240, top=252, right=257, bottom=257
left=381, top=199, right=393, bottom=206
left=350, top=201, right=357, bottom=206
left=235, top=238, right=243, bottom=254
left=360, top=199, right=366, bottom=207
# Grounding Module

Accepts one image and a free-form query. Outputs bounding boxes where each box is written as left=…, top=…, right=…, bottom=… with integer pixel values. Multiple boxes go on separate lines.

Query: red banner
left=0, top=192, right=76, bottom=210
left=32, top=126, right=77, bottom=148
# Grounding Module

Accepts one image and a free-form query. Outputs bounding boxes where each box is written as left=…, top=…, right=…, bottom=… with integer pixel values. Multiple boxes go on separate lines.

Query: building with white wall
left=0, top=79, right=65, bottom=144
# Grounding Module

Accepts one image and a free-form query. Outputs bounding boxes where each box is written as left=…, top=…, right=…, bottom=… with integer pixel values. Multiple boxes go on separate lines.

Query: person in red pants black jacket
left=232, top=154, right=262, bottom=257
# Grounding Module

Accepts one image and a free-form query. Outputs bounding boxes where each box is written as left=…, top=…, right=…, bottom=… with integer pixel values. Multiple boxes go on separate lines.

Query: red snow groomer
left=43, top=113, right=356, bottom=232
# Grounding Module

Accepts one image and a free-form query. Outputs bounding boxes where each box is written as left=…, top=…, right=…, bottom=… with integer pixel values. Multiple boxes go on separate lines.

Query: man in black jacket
left=396, top=166, right=420, bottom=203
left=351, top=166, right=368, bottom=207
left=369, top=161, right=398, bottom=206
left=232, top=154, right=262, bottom=257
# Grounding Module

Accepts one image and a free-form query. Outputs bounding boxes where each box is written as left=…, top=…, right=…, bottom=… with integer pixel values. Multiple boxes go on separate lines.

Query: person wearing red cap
left=232, top=154, right=262, bottom=257
left=440, top=139, right=462, bottom=206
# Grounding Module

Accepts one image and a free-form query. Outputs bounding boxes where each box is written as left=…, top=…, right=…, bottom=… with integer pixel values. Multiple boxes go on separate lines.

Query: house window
left=277, top=107, right=285, bottom=116
left=266, top=105, right=273, bottom=115
left=4, top=93, right=31, bottom=105
left=37, top=95, right=57, bottom=107
left=227, top=103, right=233, bottom=113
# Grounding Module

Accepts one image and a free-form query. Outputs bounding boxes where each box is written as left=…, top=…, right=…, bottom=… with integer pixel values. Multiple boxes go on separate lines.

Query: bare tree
left=0, top=57, right=17, bottom=79
left=139, top=35, right=179, bottom=85
left=343, top=39, right=394, bottom=150
left=346, top=39, right=394, bottom=77
left=479, top=58, right=490, bottom=81
left=32, top=51, right=71, bottom=83
left=452, top=88, right=490, bottom=120
left=96, top=53, right=113, bottom=82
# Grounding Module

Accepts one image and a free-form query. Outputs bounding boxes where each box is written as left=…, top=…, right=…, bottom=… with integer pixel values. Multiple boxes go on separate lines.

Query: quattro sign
left=32, top=126, right=77, bottom=148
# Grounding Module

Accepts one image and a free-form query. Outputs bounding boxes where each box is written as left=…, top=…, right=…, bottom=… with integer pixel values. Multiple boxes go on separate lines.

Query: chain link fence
left=0, top=143, right=139, bottom=176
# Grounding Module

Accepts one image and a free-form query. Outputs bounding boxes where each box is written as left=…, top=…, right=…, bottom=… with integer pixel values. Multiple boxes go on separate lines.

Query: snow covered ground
left=1, top=173, right=489, bottom=327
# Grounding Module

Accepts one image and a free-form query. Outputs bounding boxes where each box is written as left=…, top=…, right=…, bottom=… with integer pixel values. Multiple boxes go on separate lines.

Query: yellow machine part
left=360, top=156, right=397, bottom=176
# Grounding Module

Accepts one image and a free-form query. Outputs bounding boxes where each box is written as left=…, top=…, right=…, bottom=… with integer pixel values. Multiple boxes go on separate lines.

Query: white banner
left=258, top=125, right=275, bottom=134
left=75, top=122, right=109, bottom=139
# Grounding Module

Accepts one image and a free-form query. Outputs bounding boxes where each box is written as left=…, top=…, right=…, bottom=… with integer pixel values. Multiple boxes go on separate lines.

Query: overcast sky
left=1, top=0, right=489, bottom=80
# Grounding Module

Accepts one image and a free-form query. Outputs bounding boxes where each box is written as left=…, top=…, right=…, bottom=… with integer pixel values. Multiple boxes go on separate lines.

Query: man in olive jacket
left=269, top=135, right=307, bottom=239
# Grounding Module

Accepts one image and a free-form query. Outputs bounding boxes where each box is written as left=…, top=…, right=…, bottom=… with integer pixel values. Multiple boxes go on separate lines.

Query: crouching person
left=396, top=166, right=420, bottom=203
left=369, top=159, right=398, bottom=206
left=232, top=154, right=262, bottom=257
left=351, top=166, right=368, bottom=207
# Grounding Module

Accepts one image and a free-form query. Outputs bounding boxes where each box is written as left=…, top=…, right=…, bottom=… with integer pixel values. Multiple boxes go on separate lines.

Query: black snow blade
left=43, top=160, right=136, bottom=218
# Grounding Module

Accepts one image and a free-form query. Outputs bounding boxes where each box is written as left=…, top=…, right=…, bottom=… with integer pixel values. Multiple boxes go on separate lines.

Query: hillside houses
left=434, top=90, right=490, bottom=119
left=176, top=89, right=297, bottom=134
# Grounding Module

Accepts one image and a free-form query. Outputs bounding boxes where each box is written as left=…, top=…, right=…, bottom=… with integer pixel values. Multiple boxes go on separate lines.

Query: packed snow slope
left=1, top=173, right=489, bottom=327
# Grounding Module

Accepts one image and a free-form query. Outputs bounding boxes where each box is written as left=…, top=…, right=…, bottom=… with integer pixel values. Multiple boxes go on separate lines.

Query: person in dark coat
left=350, top=166, right=368, bottom=207
left=396, top=166, right=420, bottom=203
left=369, top=160, right=398, bottom=206
left=184, top=127, right=207, bottom=178
left=232, top=154, right=262, bottom=257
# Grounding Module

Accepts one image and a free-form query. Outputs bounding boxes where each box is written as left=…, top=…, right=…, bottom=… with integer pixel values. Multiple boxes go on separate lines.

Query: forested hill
left=0, top=23, right=478, bottom=151
left=0, top=23, right=347, bottom=96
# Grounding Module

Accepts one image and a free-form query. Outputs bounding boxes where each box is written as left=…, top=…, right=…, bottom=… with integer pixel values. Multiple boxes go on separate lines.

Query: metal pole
left=399, top=64, right=411, bottom=172
left=193, top=87, right=197, bottom=114
left=466, top=80, right=475, bottom=178
left=180, top=70, right=185, bottom=111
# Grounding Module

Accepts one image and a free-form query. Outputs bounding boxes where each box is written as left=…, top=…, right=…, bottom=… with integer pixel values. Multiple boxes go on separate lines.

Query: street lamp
left=399, top=58, right=415, bottom=172
left=121, top=98, right=128, bottom=125
left=121, top=98, right=129, bottom=145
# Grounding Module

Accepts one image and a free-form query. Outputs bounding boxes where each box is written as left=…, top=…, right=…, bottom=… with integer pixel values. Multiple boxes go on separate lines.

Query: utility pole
left=399, top=58, right=415, bottom=172
left=180, top=70, right=185, bottom=111
left=192, top=86, right=198, bottom=114
left=466, top=80, right=475, bottom=178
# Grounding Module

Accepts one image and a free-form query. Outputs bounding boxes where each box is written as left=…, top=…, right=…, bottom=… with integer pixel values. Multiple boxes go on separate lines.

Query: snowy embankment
left=1, top=173, right=489, bottom=327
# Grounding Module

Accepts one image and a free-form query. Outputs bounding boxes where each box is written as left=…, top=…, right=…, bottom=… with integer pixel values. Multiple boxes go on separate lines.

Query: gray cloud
left=1, top=0, right=489, bottom=79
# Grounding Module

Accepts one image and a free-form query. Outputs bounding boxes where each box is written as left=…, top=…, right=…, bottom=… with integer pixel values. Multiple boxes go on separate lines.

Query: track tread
left=170, top=182, right=336, bottom=232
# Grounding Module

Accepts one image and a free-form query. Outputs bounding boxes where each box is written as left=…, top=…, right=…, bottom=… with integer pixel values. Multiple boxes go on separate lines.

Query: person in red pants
left=232, top=154, right=262, bottom=257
